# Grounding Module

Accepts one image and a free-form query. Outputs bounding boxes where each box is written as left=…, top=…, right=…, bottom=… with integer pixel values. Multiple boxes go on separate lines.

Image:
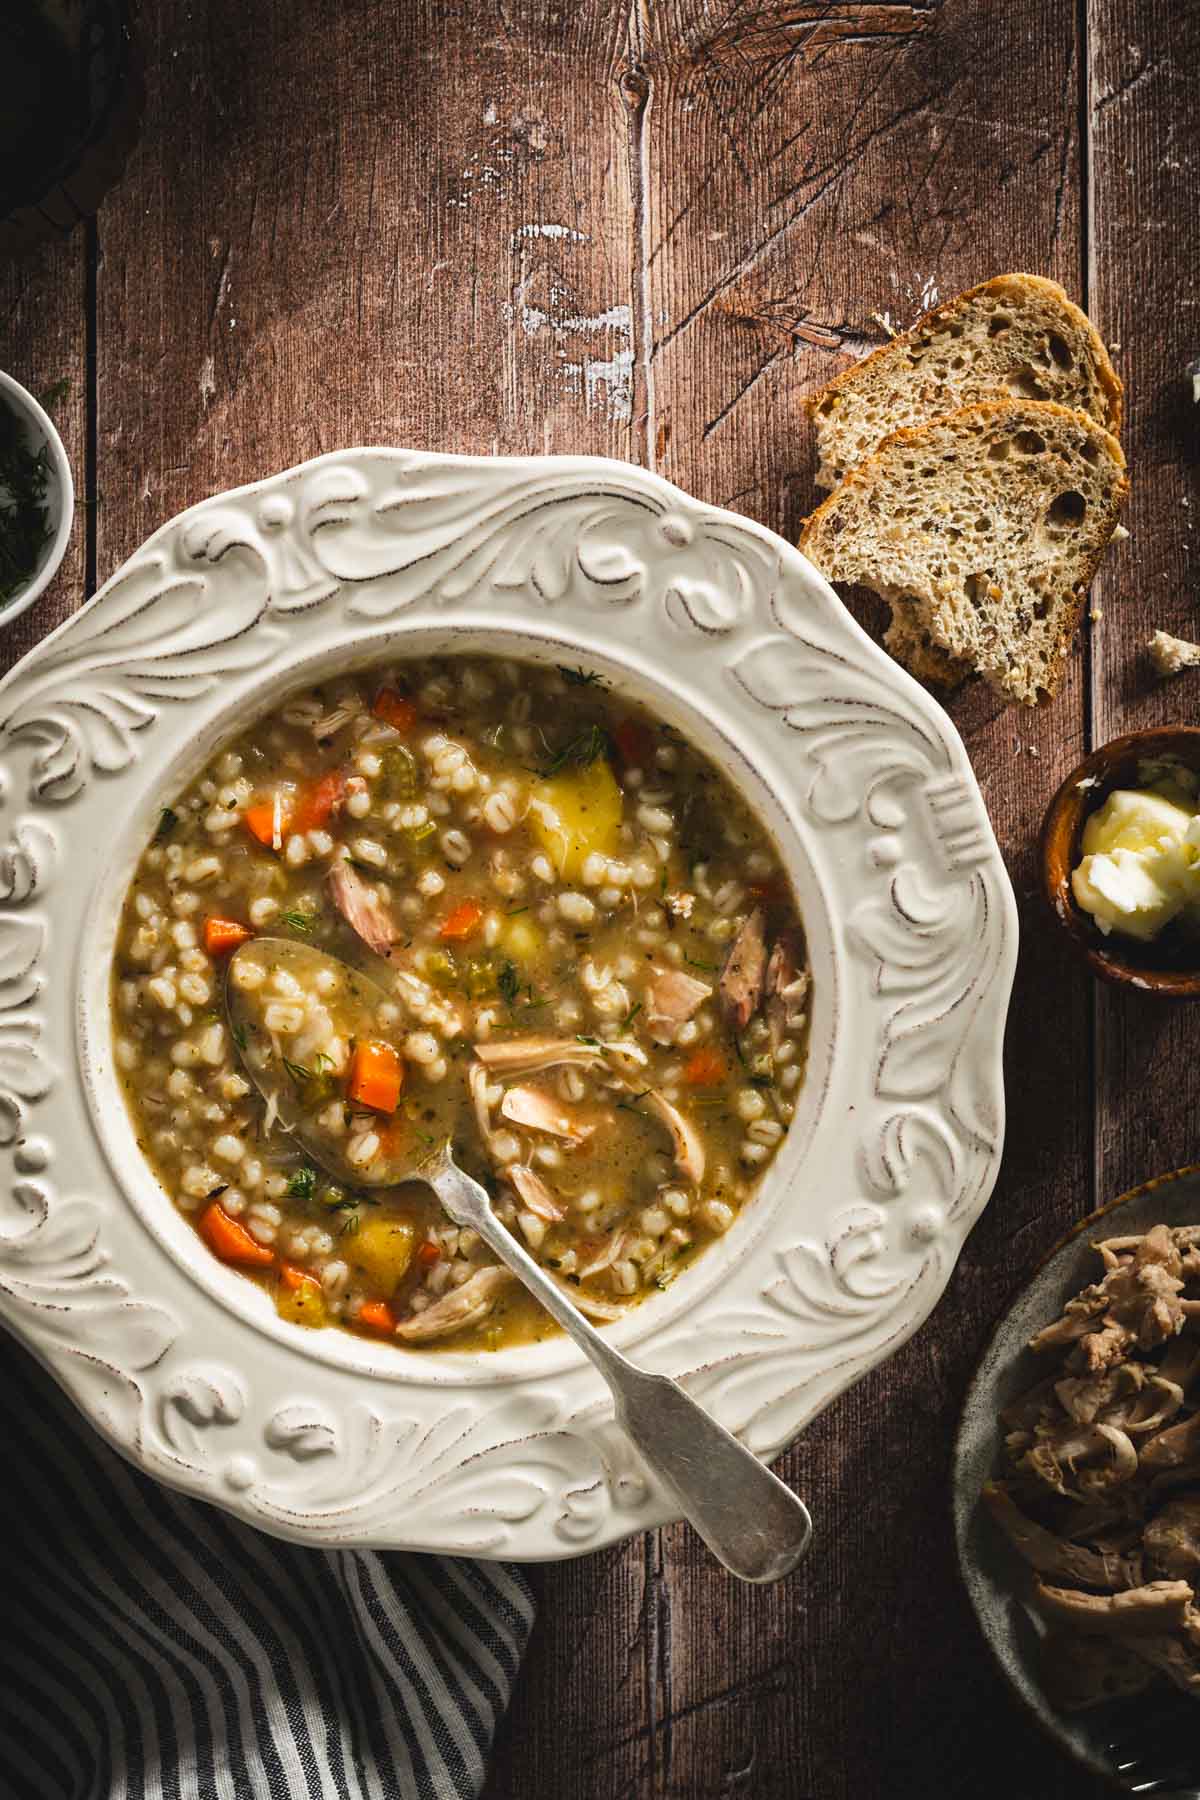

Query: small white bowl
left=0, top=368, right=74, bottom=625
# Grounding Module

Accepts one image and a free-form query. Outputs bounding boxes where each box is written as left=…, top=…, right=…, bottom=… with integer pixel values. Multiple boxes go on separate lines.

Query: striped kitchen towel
left=0, top=1337, right=534, bottom=1800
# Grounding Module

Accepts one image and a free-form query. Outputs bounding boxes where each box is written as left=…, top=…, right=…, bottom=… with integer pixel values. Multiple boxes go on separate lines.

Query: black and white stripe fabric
left=0, top=1338, right=533, bottom=1800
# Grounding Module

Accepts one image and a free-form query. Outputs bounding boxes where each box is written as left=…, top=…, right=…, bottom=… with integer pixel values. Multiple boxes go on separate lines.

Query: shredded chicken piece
left=500, top=1085, right=594, bottom=1144
left=639, top=1088, right=705, bottom=1185
left=468, top=1061, right=503, bottom=1159
left=578, top=1230, right=630, bottom=1280
left=644, top=968, right=711, bottom=1044
left=1034, top=1578, right=1195, bottom=1637
left=765, top=931, right=809, bottom=1053
left=1140, top=1411, right=1200, bottom=1472
left=394, top=1265, right=514, bottom=1342
left=1022, top=1422, right=1140, bottom=1498
left=473, top=1035, right=646, bottom=1078
left=546, top=1273, right=627, bottom=1322
left=718, top=908, right=767, bottom=1032
left=982, top=1483, right=1140, bottom=1590
left=311, top=702, right=361, bottom=741
left=327, top=862, right=398, bottom=956
left=1146, top=1499, right=1200, bottom=1580
left=508, top=1164, right=565, bottom=1223
left=474, top=1036, right=608, bottom=1076
left=987, top=1219, right=1200, bottom=1708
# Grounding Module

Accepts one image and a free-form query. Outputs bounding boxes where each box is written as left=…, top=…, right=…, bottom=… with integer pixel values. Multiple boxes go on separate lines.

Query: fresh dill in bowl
left=0, top=391, right=54, bottom=606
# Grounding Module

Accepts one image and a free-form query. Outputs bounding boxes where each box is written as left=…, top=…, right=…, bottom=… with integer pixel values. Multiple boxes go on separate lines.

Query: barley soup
left=111, top=657, right=810, bottom=1350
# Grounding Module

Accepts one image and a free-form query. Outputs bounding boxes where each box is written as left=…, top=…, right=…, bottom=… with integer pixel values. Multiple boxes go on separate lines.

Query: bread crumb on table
left=1147, top=629, right=1200, bottom=676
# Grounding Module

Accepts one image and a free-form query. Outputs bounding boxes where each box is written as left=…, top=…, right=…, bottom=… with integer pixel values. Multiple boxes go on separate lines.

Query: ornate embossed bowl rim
left=0, top=450, right=1017, bottom=1558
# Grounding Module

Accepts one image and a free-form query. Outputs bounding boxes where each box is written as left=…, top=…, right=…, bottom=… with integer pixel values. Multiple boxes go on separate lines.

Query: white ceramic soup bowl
left=0, top=450, right=1016, bottom=1557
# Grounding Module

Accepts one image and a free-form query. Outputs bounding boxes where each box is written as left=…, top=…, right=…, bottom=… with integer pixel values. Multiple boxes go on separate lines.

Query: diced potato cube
left=529, top=757, right=622, bottom=881
left=345, top=1216, right=416, bottom=1293
left=276, top=1281, right=328, bottom=1329
left=503, top=916, right=545, bottom=963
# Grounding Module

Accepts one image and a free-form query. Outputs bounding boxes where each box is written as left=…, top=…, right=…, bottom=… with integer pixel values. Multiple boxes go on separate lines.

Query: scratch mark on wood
left=1094, top=50, right=1165, bottom=115
left=702, top=343, right=787, bottom=438
left=657, top=89, right=936, bottom=360
left=687, top=2, right=936, bottom=70
left=208, top=242, right=232, bottom=333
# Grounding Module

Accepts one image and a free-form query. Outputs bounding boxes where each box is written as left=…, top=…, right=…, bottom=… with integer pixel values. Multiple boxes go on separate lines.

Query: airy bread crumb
left=805, top=273, right=1123, bottom=489
left=800, top=399, right=1127, bottom=707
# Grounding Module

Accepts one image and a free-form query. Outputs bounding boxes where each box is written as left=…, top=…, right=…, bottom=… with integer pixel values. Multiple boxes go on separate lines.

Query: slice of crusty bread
left=800, top=400, right=1128, bottom=707
left=805, top=274, right=1123, bottom=488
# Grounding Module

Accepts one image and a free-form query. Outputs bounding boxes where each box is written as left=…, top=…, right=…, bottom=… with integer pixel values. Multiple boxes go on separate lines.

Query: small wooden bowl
left=1040, top=726, right=1200, bottom=998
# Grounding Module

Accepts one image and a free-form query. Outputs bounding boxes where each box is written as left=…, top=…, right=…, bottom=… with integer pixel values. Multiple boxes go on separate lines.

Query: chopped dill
left=498, top=960, right=520, bottom=1006
left=558, top=664, right=604, bottom=688
left=539, top=723, right=609, bottom=777
left=287, top=1165, right=317, bottom=1201
left=281, top=907, right=315, bottom=934
left=0, top=396, right=53, bottom=607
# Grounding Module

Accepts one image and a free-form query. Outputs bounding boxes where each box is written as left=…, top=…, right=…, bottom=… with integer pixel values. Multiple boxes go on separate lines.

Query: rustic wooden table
left=3, top=3, right=1197, bottom=1795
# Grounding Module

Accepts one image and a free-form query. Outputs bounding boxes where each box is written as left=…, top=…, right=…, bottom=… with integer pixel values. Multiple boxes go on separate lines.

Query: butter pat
left=1072, top=787, right=1200, bottom=940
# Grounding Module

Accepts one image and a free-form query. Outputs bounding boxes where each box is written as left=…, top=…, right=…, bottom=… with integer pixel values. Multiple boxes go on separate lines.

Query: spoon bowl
left=225, top=934, right=815, bottom=1583
left=226, top=935, right=416, bottom=1187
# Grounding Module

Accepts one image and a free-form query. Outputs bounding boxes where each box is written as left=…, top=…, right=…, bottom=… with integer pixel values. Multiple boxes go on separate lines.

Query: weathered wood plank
left=0, top=232, right=88, bottom=675
left=641, top=2, right=1099, bottom=1795
left=94, top=0, right=642, bottom=581
left=1089, top=3, right=1200, bottom=1217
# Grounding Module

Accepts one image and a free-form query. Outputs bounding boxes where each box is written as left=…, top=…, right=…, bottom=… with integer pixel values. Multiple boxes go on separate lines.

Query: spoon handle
left=426, top=1157, right=813, bottom=1584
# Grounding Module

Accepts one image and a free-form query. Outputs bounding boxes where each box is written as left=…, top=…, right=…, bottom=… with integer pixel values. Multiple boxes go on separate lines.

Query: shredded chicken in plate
left=985, top=1222, right=1200, bottom=1709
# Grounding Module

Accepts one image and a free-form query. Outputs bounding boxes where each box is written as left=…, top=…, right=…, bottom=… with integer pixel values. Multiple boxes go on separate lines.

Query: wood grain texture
left=93, top=0, right=641, bottom=582
left=1088, top=1, right=1200, bottom=1224
left=2, top=0, right=1195, bottom=1794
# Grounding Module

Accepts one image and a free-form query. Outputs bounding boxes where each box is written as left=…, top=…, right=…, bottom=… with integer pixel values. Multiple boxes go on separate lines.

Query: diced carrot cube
left=346, top=1039, right=403, bottom=1113
left=357, top=1299, right=397, bottom=1335
left=373, top=690, right=417, bottom=733
left=438, top=900, right=483, bottom=941
left=244, top=791, right=294, bottom=849
left=203, top=916, right=253, bottom=957
left=683, top=1047, right=726, bottom=1087
left=416, top=1240, right=441, bottom=1268
left=199, top=1201, right=276, bottom=1267
left=292, top=769, right=347, bottom=834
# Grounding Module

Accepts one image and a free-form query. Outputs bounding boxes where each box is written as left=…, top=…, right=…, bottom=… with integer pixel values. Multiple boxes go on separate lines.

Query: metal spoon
left=227, top=938, right=814, bottom=1583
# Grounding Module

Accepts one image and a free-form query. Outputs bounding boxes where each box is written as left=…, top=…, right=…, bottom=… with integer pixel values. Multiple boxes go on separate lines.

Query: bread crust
left=803, top=274, right=1123, bottom=487
left=800, top=399, right=1129, bottom=706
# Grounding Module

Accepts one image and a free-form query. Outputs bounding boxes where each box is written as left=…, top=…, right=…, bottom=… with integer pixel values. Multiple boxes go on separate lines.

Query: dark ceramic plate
left=953, top=1168, right=1200, bottom=1790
